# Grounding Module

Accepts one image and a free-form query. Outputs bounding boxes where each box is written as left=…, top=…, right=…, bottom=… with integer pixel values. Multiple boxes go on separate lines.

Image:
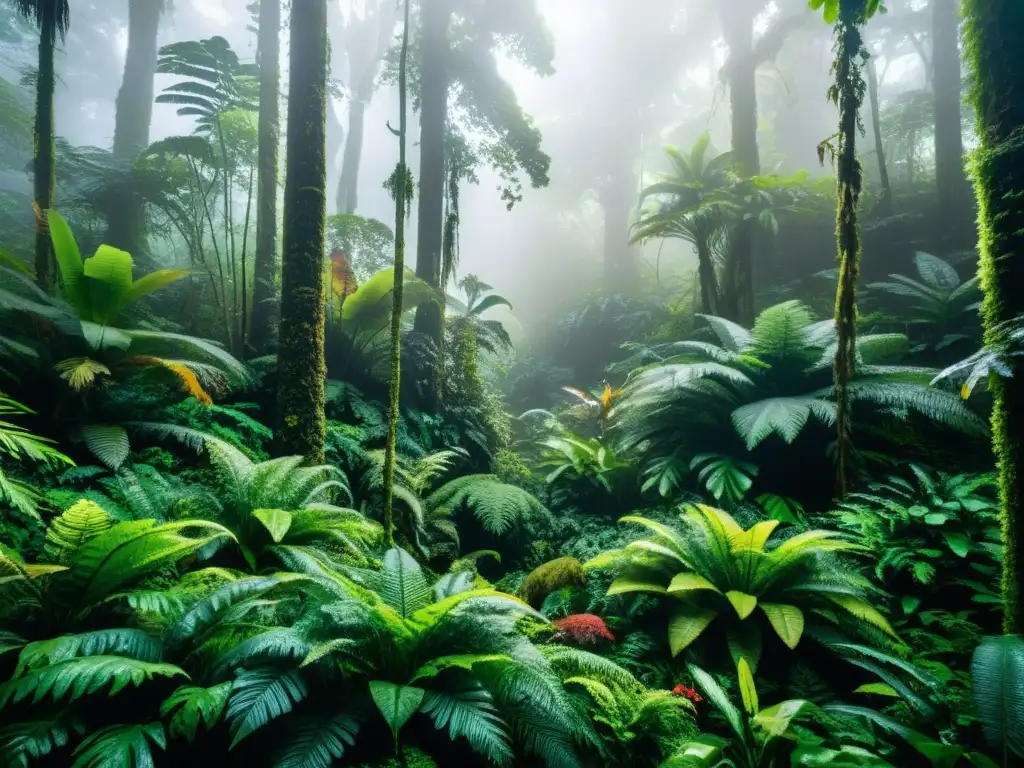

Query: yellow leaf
left=668, top=572, right=721, bottom=595
left=738, top=657, right=759, bottom=716
left=55, top=357, right=111, bottom=391
left=22, top=564, right=69, bottom=579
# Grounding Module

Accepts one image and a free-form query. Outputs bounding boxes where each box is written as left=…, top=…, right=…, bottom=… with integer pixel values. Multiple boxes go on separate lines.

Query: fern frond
left=161, top=682, right=232, bottom=743
left=422, top=683, right=513, bottom=766
left=0, top=656, right=186, bottom=708
left=273, top=713, right=361, bottom=768
left=226, top=667, right=308, bottom=747
left=427, top=475, right=550, bottom=535
left=44, top=500, right=113, bottom=564
left=15, top=630, right=162, bottom=674
left=71, top=722, right=166, bottom=768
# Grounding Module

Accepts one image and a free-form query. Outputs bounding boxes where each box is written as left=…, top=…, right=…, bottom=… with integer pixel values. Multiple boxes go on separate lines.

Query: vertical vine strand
left=382, top=0, right=412, bottom=548
left=828, top=0, right=868, bottom=499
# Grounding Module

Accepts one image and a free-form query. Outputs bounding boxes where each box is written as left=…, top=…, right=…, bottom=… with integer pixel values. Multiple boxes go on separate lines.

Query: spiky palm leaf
left=587, top=504, right=891, bottom=662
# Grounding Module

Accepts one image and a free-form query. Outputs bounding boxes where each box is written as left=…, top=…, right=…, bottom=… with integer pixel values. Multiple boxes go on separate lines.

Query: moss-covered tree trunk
left=382, top=0, right=411, bottom=548
left=275, top=0, right=328, bottom=463
left=933, top=0, right=969, bottom=224
left=866, top=55, right=892, bottom=216
left=721, top=0, right=761, bottom=326
left=32, top=5, right=58, bottom=292
left=108, top=0, right=162, bottom=257
left=962, top=0, right=1024, bottom=633
left=250, top=0, right=282, bottom=356
left=412, top=0, right=451, bottom=407
left=830, top=0, right=868, bottom=499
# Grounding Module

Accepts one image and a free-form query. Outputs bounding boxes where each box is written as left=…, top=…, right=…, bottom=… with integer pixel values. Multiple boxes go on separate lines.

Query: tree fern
left=427, top=475, right=550, bottom=535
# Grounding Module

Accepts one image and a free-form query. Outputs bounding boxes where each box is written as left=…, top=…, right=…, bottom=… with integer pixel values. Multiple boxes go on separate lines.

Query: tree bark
left=866, top=56, right=892, bottom=216
left=337, top=100, right=365, bottom=214
left=831, top=3, right=867, bottom=500
left=962, top=0, right=1024, bottom=633
left=109, top=0, right=162, bottom=257
left=412, top=0, right=451, bottom=406
left=33, top=7, right=57, bottom=292
left=383, top=0, right=411, bottom=548
left=250, top=0, right=282, bottom=356
left=721, top=1, right=761, bottom=326
left=932, top=0, right=969, bottom=223
left=276, top=0, right=329, bottom=463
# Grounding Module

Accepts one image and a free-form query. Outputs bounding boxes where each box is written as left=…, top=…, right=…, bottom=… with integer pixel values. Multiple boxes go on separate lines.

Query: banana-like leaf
left=971, top=635, right=1024, bottom=760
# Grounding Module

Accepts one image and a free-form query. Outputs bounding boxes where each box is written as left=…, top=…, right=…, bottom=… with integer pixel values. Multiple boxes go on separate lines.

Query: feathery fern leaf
left=427, top=475, right=549, bottom=535
left=71, top=722, right=166, bottom=768
left=161, top=682, right=232, bottom=743
left=227, top=667, right=309, bottom=748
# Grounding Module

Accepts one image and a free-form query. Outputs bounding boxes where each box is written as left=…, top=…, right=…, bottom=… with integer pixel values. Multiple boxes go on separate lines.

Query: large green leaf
left=760, top=603, right=805, bottom=649
left=971, top=635, right=1024, bottom=760
left=82, top=246, right=134, bottom=325
left=369, top=681, right=425, bottom=742
left=118, top=269, right=189, bottom=312
left=47, top=212, right=86, bottom=311
left=668, top=605, right=717, bottom=656
left=668, top=573, right=721, bottom=595
left=380, top=547, right=431, bottom=618
left=914, top=251, right=960, bottom=292
left=737, top=657, right=759, bottom=716
left=754, top=699, right=811, bottom=737
left=688, top=663, right=743, bottom=739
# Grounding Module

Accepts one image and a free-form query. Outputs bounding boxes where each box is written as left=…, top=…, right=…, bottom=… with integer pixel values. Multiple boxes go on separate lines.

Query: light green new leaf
left=253, top=509, right=293, bottom=543
left=754, top=699, right=811, bottom=737
left=726, top=591, right=758, bottom=620
left=608, top=576, right=668, bottom=597
left=380, top=547, right=431, bottom=618
left=854, top=683, right=901, bottom=697
left=669, top=605, right=717, bottom=656
left=668, top=573, right=721, bottom=595
left=737, top=657, right=759, bottom=716
left=760, top=603, right=804, bottom=649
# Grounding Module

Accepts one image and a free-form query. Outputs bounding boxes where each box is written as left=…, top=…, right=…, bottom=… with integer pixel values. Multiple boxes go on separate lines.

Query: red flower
left=552, top=614, right=615, bottom=644
left=671, top=684, right=703, bottom=703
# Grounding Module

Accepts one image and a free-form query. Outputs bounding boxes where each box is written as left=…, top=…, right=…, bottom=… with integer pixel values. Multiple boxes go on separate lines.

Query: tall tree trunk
left=721, top=1, right=761, bottom=326
left=412, top=0, right=451, bottom=384
left=962, top=0, right=1024, bottom=633
left=866, top=56, right=892, bottom=216
left=109, top=0, right=162, bottom=257
left=932, top=0, right=969, bottom=223
left=337, top=100, right=365, bottom=214
left=831, top=1, right=868, bottom=500
left=383, top=0, right=411, bottom=549
left=250, top=0, right=282, bottom=356
left=276, top=0, right=329, bottom=463
left=33, top=8, right=57, bottom=292
left=696, top=239, right=720, bottom=316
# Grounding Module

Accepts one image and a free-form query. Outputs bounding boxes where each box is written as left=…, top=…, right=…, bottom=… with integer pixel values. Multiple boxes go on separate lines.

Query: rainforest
left=0, top=0, right=1022, bottom=765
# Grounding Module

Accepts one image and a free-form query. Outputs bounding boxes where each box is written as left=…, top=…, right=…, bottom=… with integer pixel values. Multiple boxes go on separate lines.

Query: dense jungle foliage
left=0, top=0, right=1023, bottom=765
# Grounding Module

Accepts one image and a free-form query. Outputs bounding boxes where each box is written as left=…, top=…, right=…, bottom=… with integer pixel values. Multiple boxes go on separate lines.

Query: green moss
left=962, top=0, right=1024, bottom=632
left=275, top=0, right=330, bottom=464
left=518, top=556, right=586, bottom=608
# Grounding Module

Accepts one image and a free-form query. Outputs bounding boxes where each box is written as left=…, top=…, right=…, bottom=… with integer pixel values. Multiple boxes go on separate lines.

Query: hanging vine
left=811, top=0, right=882, bottom=499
